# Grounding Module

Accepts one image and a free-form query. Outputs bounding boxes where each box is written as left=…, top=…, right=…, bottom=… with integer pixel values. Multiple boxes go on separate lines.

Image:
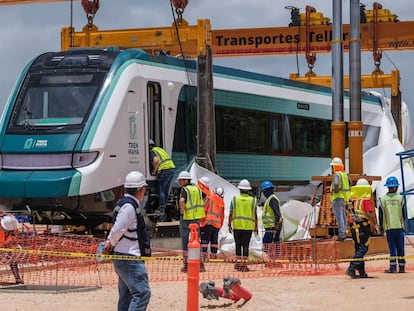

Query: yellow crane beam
left=61, top=20, right=414, bottom=57
left=290, top=70, right=400, bottom=96
left=62, top=19, right=212, bottom=57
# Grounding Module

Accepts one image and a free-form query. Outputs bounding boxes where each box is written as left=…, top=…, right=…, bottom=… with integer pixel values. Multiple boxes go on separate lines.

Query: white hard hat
left=215, top=187, right=224, bottom=197
left=330, top=157, right=343, bottom=166
left=178, top=171, right=192, bottom=180
left=149, top=139, right=155, bottom=146
left=1, top=215, right=18, bottom=231
left=356, top=178, right=369, bottom=186
left=124, top=171, right=148, bottom=188
left=199, top=176, right=210, bottom=186
left=237, top=179, right=252, bottom=190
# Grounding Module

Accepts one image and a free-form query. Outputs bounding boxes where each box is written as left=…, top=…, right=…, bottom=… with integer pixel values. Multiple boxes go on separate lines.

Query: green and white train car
left=0, top=48, right=400, bottom=227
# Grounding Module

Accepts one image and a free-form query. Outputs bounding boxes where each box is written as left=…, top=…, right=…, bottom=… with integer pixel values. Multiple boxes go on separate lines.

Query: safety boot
left=345, top=269, right=357, bottom=279
left=399, top=266, right=405, bottom=273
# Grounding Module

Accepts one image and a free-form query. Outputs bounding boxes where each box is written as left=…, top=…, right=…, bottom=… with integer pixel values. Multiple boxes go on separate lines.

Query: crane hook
left=82, top=0, right=99, bottom=15
left=172, top=0, right=188, bottom=12
left=82, top=0, right=99, bottom=29
left=172, top=0, right=188, bottom=23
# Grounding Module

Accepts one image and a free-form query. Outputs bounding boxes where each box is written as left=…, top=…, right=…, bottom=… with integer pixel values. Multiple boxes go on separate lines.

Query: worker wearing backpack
left=103, top=171, right=151, bottom=311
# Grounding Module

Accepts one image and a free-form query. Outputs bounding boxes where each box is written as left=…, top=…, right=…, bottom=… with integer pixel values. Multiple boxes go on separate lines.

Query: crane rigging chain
left=305, top=6, right=316, bottom=76
left=372, top=2, right=383, bottom=73
left=82, top=0, right=99, bottom=30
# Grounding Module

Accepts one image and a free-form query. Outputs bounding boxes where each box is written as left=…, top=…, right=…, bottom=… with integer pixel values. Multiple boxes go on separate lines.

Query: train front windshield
left=8, top=70, right=107, bottom=132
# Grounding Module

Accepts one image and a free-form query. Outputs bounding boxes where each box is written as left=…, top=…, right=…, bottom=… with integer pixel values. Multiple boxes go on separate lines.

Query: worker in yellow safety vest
left=228, top=179, right=258, bottom=272
left=177, top=171, right=205, bottom=272
left=345, top=179, right=379, bottom=279
left=149, top=139, right=176, bottom=217
left=379, top=176, right=406, bottom=274
left=329, top=157, right=352, bottom=241
left=260, top=181, right=282, bottom=260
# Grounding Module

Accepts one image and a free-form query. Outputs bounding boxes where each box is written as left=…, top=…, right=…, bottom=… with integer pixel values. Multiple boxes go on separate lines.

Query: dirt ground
left=1, top=270, right=413, bottom=311
left=2, top=237, right=414, bottom=311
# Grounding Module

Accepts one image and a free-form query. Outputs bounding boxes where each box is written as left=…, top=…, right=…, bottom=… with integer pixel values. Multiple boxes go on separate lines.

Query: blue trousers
left=263, top=227, right=281, bottom=258
left=348, top=223, right=370, bottom=274
left=157, top=169, right=174, bottom=212
left=179, top=217, right=200, bottom=252
left=386, top=228, right=406, bottom=271
left=332, top=198, right=347, bottom=239
left=113, top=257, right=151, bottom=311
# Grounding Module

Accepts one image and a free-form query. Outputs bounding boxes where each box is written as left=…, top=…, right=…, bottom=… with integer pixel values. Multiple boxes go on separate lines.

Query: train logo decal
left=128, top=142, right=139, bottom=155
left=129, top=115, right=137, bottom=139
left=23, top=138, right=48, bottom=149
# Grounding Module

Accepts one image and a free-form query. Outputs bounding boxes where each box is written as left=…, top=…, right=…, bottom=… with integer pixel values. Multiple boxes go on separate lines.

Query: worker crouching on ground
left=199, top=176, right=225, bottom=260
left=345, top=178, right=379, bottom=279
left=228, top=179, right=258, bottom=272
left=379, top=176, right=406, bottom=273
left=260, top=181, right=282, bottom=263
left=178, top=171, right=205, bottom=272
left=329, top=157, right=352, bottom=241
left=0, top=214, right=23, bottom=284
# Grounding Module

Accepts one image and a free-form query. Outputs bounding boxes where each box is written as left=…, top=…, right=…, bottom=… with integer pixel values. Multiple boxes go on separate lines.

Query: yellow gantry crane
left=60, top=3, right=407, bottom=96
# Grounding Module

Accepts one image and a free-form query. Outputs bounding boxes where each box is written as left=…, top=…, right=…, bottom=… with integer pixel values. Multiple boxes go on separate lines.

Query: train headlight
left=72, top=152, right=99, bottom=168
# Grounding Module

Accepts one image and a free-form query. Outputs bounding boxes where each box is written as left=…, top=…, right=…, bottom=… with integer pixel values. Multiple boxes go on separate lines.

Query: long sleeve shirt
left=107, top=194, right=141, bottom=257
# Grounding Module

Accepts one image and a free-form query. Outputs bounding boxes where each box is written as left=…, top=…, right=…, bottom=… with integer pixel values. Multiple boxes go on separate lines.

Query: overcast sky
left=0, top=0, right=412, bottom=117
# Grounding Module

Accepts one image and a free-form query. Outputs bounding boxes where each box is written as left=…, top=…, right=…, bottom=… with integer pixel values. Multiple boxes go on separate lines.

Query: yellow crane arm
left=62, top=19, right=212, bottom=58
left=62, top=20, right=414, bottom=57
left=290, top=70, right=400, bottom=96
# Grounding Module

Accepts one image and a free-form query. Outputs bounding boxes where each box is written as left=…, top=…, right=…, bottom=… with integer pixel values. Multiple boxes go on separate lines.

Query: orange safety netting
left=0, top=232, right=412, bottom=287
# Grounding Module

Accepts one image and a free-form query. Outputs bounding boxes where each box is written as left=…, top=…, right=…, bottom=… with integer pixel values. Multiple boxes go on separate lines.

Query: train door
left=147, top=81, right=163, bottom=176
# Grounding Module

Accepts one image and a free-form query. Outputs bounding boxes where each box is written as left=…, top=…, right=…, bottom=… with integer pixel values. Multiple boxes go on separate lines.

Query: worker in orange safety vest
left=199, top=178, right=225, bottom=260
left=0, top=214, right=23, bottom=284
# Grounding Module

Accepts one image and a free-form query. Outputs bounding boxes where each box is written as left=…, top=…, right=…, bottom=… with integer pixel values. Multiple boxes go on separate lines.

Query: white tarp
left=280, top=200, right=314, bottom=241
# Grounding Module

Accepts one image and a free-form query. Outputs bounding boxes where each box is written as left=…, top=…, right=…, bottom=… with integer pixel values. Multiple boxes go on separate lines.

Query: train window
left=173, top=86, right=331, bottom=158
left=40, top=74, right=93, bottom=84
left=147, top=82, right=163, bottom=147
left=13, top=85, right=96, bottom=126
left=173, top=86, right=197, bottom=154
left=363, top=124, right=380, bottom=152
left=8, top=70, right=106, bottom=131
left=215, top=106, right=331, bottom=157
